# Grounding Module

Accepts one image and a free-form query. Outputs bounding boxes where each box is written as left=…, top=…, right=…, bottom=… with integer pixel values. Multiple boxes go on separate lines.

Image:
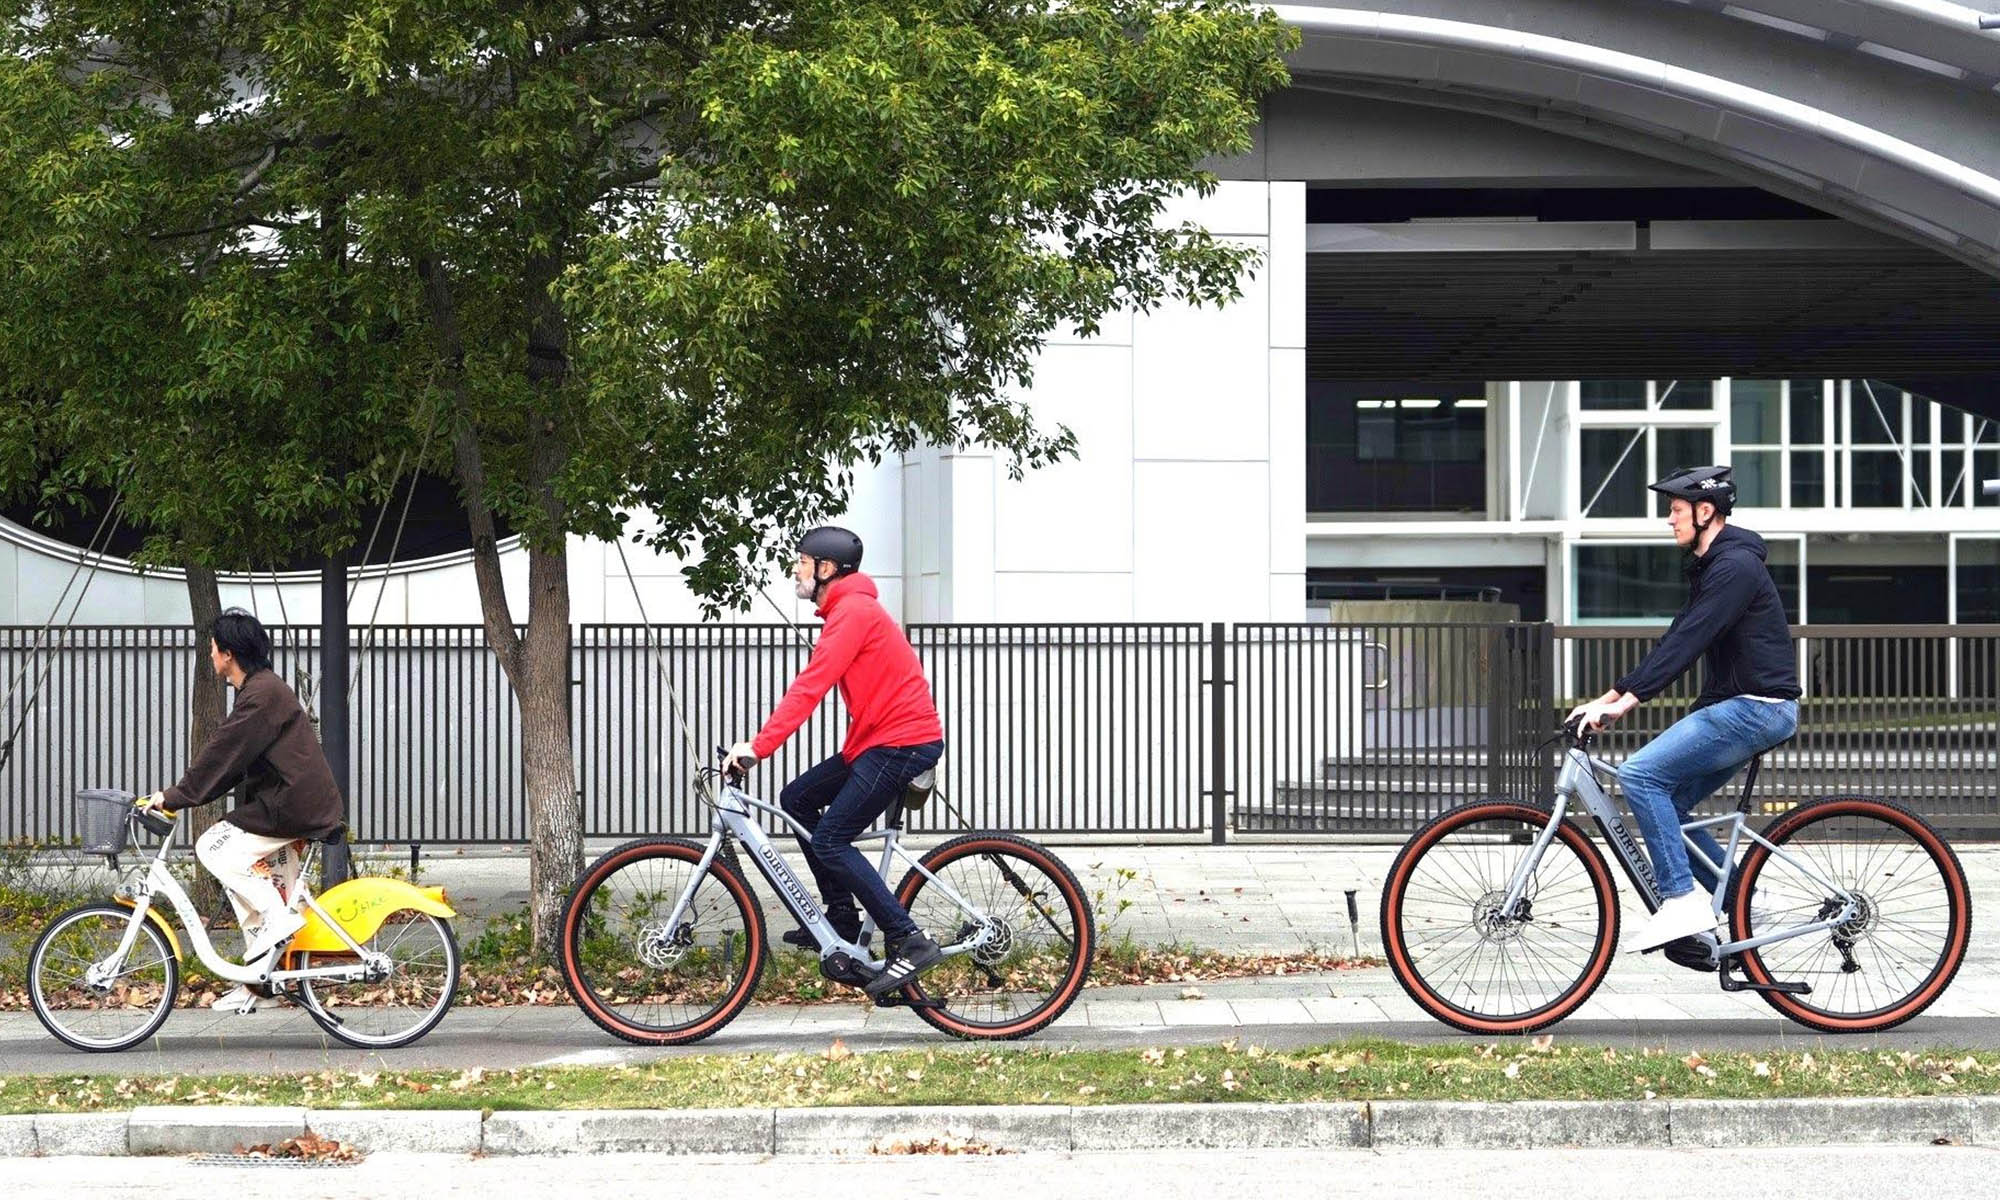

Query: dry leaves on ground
left=871, top=1135, right=1012, bottom=1156
left=234, top=1133, right=362, bottom=1163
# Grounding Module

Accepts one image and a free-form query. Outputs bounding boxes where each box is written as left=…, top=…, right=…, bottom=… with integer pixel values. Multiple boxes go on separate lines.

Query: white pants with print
left=194, top=820, right=303, bottom=952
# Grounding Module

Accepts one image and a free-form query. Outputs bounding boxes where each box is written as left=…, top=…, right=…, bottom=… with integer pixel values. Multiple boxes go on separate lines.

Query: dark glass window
left=1307, top=381, right=1487, bottom=513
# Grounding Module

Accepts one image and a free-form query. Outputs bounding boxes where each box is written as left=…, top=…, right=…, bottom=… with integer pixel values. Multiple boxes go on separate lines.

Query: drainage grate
left=185, top=1154, right=358, bottom=1169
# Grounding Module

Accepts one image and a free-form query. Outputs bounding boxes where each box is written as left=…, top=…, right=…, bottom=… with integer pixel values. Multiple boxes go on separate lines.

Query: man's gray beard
left=794, top=577, right=816, bottom=601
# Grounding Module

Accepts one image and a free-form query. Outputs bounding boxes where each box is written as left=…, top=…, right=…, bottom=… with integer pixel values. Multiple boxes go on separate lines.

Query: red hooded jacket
left=752, top=572, right=944, bottom=761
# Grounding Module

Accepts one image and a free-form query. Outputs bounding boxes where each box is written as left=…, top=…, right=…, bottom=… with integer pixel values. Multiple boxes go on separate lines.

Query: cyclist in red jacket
left=726, top=526, right=946, bottom=999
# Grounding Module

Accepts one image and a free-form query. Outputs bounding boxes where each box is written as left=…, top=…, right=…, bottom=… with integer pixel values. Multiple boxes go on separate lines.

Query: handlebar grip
left=134, top=808, right=175, bottom=838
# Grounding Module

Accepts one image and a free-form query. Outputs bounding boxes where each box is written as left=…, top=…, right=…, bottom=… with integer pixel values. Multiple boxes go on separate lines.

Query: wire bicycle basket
left=77, top=788, right=137, bottom=856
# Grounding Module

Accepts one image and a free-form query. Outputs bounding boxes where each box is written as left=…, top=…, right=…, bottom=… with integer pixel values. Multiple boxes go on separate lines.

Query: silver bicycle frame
left=1498, top=745, right=1860, bottom=961
left=96, top=821, right=380, bottom=990
left=659, top=781, right=989, bottom=970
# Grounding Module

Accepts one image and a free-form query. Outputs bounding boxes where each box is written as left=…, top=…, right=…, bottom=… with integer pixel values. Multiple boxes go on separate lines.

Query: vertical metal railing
left=2, top=622, right=1996, bottom=843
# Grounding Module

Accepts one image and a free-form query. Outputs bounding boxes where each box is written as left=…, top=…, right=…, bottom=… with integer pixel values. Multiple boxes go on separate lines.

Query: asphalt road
left=10, top=1146, right=2000, bottom=1199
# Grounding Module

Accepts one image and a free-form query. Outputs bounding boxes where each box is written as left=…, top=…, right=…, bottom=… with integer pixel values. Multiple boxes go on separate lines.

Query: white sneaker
left=241, top=910, right=306, bottom=963
left=1624, top=890, right=1721, bottom=954
left=210, top=985, right=262, bottom=1014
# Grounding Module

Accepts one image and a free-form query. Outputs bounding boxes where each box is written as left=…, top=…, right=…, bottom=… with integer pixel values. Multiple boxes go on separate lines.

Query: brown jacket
left=162, top=668, right=343, bottom=840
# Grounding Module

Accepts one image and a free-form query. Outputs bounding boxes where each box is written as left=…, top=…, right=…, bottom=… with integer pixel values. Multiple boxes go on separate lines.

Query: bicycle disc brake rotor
left=1822, top=893, right=1875, bottom=968
left=1472, top=889, right=1531, bottom=942
left=960, top=917, right=1013, bottom=967
left=637, top=920, right=695, bottom=969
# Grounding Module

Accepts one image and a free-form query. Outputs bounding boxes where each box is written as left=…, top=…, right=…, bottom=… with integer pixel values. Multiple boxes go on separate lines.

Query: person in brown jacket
left=137, top=608, right=343, bottom=1012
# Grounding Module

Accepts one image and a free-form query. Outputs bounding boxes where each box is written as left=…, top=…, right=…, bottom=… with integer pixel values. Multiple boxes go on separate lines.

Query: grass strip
left=3, top=1038, right=1998, bottom=1114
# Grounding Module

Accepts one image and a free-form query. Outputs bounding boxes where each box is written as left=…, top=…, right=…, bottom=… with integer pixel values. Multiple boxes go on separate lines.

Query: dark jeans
left=779, top=741, right=944, bottom=943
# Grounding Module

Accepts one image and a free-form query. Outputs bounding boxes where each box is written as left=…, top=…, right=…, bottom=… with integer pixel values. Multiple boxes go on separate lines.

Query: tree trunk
left=183, top=565, right=228, bottom=922
left=518, top=543, right=580, bottom=959
left=420, top=252, right=583, bottom=958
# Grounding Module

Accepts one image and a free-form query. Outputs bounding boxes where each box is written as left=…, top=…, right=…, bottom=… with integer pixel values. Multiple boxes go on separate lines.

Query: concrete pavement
left=6, top=1142, right=2000, bottom=1198
left=5, top=841, right=1999, bottom=1073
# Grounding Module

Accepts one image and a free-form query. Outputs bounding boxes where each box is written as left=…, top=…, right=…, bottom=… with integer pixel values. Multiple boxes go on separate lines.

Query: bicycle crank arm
left=871, top=991, right=946, bottom=1011
left=1719, top=956, right=1811, bottom=996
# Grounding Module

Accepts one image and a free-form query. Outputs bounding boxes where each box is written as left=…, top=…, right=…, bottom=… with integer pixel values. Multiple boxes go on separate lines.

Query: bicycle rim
left=897, top=834, right=1094, bottom=1040
left=298, top=914, right=459, bottom=1049
left=30, top=903, right=179, bottom=1052
left=1383, top=804, right=1616, bottom=1034
left=1732, top=798, right=1970, bottom=1032
left=560, top=839, right=765, bottom=1045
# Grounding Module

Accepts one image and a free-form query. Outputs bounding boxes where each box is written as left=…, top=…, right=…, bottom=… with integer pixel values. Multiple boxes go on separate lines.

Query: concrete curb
left=1, top=1098, right=1993, bottom=1157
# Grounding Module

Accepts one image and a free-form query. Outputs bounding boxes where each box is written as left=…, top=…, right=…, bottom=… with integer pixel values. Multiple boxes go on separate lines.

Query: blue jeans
left=779, top=741, right=944, bottom=943
left=1617, top=698, right=1798, bottom=900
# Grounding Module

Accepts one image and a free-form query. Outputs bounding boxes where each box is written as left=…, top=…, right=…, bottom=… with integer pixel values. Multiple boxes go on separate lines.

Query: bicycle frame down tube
left=686, top=785, right=985, bottom=960
left=121, top=846, right=376, bottom=987
left=1503, top=750, right=1864, bottom=954
left=1503, top=749, right=1658, bottom=916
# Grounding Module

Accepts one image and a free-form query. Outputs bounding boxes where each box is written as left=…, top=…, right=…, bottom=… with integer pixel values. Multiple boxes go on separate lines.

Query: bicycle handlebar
left=133, top=806, right=175, bottom=839
left=1560, top=715, right=1596, bottom=750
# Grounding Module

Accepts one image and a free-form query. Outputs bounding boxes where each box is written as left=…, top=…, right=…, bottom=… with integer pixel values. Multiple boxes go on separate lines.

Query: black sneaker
left=863, top=931, right=945, bottom=1000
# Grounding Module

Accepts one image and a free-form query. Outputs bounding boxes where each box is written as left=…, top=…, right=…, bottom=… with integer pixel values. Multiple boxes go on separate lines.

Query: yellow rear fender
left=290, top=878, right=454, bottom=953
left=114, top=899, right=183, bottom=962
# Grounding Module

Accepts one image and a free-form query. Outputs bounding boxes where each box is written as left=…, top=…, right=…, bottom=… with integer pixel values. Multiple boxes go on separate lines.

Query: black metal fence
left=3, top=621, right=1996, bottom=844
left=1562, top=625, right=2000, bottom=837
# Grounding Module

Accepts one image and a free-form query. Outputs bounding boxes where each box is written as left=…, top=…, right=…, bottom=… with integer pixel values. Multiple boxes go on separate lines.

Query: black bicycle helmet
left=797, top=526, right=863, bottom=574
left=1649, top=464, right=1735, bottom=538
left=1649, top=465, right=1735, bottom=513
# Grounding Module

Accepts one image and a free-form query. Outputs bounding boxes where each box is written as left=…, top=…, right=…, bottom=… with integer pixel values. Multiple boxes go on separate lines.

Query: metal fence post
left=1210, top=621, right=1228, bottom=845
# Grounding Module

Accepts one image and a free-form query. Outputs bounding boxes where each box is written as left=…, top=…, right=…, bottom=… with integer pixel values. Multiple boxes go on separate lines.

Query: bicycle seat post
left=1736, top=754, right=1763, bottom=815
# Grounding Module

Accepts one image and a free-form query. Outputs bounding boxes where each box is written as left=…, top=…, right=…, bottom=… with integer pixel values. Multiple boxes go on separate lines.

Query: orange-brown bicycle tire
left=1382, top=801, right=1620, bottom=1035
left=895, top=832, right=1094, bottom=1041
left=1728, top=797, right=1970, bottom=1034
left=559, top=837, right=768, bottom=1046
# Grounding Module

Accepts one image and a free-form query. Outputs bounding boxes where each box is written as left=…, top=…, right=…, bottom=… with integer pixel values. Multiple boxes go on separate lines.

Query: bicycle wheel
left=1729, top=796, right=1970, bottom=1033
left=28, top=903, right=180, bottom=1052
left=296, top=913, right=460, bottom=1049
left=559, top=838, right=767, bottom=1045
left=894, top=833, right=1094, bottom=1040
left=1382, top=801, right=1619, bottom=1034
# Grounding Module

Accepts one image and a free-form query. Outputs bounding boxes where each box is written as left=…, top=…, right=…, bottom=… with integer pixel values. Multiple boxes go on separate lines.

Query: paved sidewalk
left=5, top=842, right=1995, bottom=1074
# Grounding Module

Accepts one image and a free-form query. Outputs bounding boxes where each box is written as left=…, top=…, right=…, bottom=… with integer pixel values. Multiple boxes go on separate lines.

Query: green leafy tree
left=3, top=0, right=1292, bottom=955
left=0, top=5, right=414, bottom=903
left=331, top=0, right=1293, bottom=953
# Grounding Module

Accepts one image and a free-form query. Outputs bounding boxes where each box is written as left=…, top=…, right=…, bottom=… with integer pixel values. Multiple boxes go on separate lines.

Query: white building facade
left=13, top=1, right=2000, bottom=632
left=0, top=185, right=1309, bottom=631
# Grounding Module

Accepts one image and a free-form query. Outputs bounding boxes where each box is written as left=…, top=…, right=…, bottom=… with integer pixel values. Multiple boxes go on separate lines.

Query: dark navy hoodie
left=1613, top=524, right=1802, bottom=709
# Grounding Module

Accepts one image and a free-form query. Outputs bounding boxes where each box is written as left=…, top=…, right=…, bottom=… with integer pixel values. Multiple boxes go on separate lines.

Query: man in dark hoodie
left=1567, top=466, right=1801, bottom=955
